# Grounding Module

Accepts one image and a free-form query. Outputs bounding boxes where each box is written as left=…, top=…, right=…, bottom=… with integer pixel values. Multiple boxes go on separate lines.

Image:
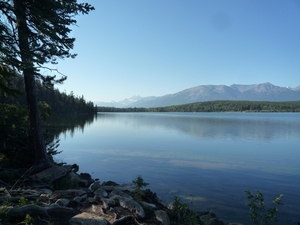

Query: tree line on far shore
left=97, top=100, right=300, bottom=113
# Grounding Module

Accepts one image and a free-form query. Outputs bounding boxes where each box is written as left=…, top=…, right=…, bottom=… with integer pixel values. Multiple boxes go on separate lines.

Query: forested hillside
left=97, top=100, right=300, bottom=112
left=0, top=75, right=96, bottom=116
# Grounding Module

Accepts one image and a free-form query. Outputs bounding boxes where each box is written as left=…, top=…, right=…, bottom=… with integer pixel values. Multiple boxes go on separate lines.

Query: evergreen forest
left=97, top=100, right=300, bottom=113
left=1, top=75, right=96, bottom=116
left=0, top=75, right=96, bottom=168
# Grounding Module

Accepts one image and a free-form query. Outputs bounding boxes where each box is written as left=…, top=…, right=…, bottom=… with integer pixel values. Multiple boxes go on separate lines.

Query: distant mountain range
left=95, top=82, right=300, bottom=108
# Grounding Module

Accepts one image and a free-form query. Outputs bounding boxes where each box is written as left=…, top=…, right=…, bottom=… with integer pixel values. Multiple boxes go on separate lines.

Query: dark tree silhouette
left=0, top=0, right=94, bottom=169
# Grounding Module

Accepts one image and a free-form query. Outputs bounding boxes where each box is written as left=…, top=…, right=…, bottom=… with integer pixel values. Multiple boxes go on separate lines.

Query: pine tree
left=0, top=0, right=94, bottom=169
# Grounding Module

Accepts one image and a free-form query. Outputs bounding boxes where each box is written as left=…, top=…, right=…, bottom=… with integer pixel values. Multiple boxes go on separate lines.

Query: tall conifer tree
left=0, top=0, right=94, bottom=169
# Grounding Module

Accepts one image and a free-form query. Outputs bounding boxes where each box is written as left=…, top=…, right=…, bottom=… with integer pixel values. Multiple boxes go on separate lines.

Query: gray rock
left=118, top=198, right=145, bottom=218
left=55, top=198, right=70, bottom=207
left=99, top=185, right=116, bottom=191
left=94, top=187, right=108, bottom=198
left=39, top=193, right=50, bottom=204
left=5, top=205, right=49, bottom=220
left=112, top=215, right=134, bottom=225
left=30, top=165, right=72, bottom=182
left=141, top=201, right=157, bottom=209
left=51, top=189, right=87, bottom=200
left=69, top=212, right=108, bottom=225
left=74, top=195, right=86, bottom=203
left=0, top=188, right=11, bottom=203
left=117, top=183, right=135, bottom=192
left=100, top=183, right=135, bottom=192
left=34, top=188, right=52, bottom=195
left=201, top=217, right=225, bottom=225
left=90, top=181, right=101, bottom=191
left=101, top=198, right=116, bottom=209
left=45, top=203, right=77, bottom=218
left=91, top=204, right=98, bottom=213
left=155, top=210, right=170, bottom=225
left=109, top=189, right=132, bottom=199
left=0, top=188, right=10, bottom=196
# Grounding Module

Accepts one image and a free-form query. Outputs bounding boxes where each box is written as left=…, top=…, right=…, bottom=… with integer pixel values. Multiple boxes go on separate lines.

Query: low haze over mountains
left=95, top=82, right=300, bottom=108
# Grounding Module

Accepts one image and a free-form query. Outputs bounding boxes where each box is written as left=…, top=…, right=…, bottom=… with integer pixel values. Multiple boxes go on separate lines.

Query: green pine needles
left=132, top=176, right=149, bottom=202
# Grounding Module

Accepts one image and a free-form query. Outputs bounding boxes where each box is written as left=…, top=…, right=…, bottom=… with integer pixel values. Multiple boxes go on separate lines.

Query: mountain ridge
left=95, top=82, right=300, bottom=108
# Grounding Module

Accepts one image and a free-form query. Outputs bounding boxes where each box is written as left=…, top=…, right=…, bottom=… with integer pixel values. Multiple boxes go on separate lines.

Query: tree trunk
left=23, top=71, right=52, bottom=168
left=13, top=0, right=52, bottom=169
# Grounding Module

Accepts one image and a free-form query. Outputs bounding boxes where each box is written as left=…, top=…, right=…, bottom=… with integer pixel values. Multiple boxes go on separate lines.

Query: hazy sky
left=51, top=0, right=300, bottom=102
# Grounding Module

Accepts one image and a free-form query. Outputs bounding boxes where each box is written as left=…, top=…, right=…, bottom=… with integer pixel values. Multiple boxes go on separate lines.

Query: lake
left=53, top=112, right=300, bottom=225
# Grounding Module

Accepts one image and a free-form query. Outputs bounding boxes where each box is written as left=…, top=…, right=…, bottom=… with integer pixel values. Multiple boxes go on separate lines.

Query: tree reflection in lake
left=44, top=114, right=96, bottom=142
left=50, top=112, right=300, bottom=225
left=97, top=112, right=300, bottom=142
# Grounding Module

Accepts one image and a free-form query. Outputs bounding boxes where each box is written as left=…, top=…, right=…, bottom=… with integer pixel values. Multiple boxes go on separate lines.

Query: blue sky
left=53, top=0, right=300, bottom=102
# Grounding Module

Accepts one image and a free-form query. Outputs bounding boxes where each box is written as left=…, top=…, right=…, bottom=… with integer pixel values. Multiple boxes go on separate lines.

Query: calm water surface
left=54, top=112, right=300, bottom=225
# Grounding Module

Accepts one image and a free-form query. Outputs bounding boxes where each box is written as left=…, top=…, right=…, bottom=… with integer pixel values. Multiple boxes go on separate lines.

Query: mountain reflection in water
left=51, top=112, right=300, bottom=225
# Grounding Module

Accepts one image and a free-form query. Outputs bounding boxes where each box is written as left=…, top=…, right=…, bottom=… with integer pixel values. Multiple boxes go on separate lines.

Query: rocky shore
left=0, top=164, right=243, bottom=225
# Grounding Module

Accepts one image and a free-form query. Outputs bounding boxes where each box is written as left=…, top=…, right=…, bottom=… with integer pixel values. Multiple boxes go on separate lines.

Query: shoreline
left=0, top=164, right=245, bottom=225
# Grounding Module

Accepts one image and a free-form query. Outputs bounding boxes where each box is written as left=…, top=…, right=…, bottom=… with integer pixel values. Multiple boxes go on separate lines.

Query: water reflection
left=45, top=114, right=96, bottom=140
left=97, top=112, right=300, bottom=141
left=53, top=112, right=300, bottom=225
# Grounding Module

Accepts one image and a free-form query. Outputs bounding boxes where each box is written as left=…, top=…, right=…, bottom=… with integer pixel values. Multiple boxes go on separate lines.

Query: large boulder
left=69, top=212, right=109, bottom=225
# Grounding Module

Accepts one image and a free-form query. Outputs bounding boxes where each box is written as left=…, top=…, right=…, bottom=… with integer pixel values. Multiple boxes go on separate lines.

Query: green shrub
left=246, top=190, right=283, bottom=225
left=0, top=104, right=35, bottom=168
left=19, top=214, right=34, bottom=225
left=132, top=176, right=149, bottom=202
left=18, top=197, right=28, bottom=207
left=168, top=196, right=199, bottom=225
left=0, top=103, right=62, bottom=168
